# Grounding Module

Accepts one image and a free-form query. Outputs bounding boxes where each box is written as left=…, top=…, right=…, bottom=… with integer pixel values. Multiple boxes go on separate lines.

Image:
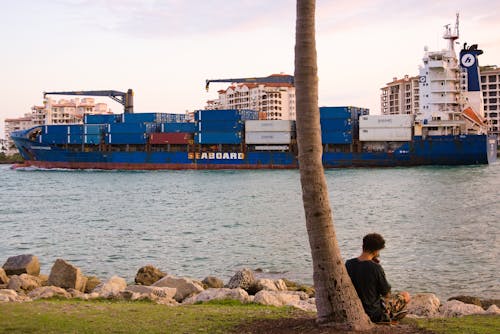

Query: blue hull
left=11, top=134, right=497, bottom=169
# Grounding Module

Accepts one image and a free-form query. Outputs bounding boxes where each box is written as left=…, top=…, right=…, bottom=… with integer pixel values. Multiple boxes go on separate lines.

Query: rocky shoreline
left=1, top=254, right=498, bottom=319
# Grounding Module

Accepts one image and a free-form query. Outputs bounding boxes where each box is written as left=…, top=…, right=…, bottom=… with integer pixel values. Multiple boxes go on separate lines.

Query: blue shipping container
left=67, top=125, right=84, bottom=135
left=122, top=113, right=158, bottom=123
left=85, top=114, right=118, bottom=124
left=238, top=109, right=259, bottom=121
left=195, top=109, right=240, bottom=121
left=321, top=131, right=353, bottom=144
left=159, top=113, right=187, bottom=123
left=43, top=125, right=68, bottom=135
left=105, top=133, right=146, bottom=144
left=68, top=134, right=83, bottom=144
left=320, top=119, right=352, bottom=132
left=84, top=134, right=101, bottom=144
left=39, top=133, right=67, bottom=144
left=320, top=107, right=352, bottom=120
left=195, top=132, right=242, bottom=144
left=84, top=124, right=104, bottom=135
left=198, top=121, right=243, bottom=132
left=161, top=122, right=196, bottom=133
left=108, top=123, right=147, bottom=134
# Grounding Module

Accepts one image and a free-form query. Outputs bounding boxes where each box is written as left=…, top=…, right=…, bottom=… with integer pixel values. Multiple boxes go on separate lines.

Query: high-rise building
left=32, top=97, right=111, bottom=125
left=206, top=83, right=296, bottom=120
left=380, top=75, right=420, bottom=115
left=4, top=115, right=33, bottom=155
left=480, top=65, right=500, bottom=137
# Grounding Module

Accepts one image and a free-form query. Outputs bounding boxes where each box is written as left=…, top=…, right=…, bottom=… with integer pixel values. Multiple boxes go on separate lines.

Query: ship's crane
left=43, top=89, right=134, bottom=113
left=205, top=74, right=294, bottom=91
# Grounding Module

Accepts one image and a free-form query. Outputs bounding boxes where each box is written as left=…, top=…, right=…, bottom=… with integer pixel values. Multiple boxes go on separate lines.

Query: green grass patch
left=409, top=315, right=500, bottom=334
left=0, top=299, right=302, bottom=334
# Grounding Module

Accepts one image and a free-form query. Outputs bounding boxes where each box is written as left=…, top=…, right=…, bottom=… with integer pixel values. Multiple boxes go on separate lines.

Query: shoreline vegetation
left=0, top=153, right=23, bottom=164
left=1, top=255, right=499, bottom=333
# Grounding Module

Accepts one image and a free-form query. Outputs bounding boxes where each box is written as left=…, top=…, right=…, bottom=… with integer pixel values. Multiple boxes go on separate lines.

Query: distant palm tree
left=294, top=0, right=373, bottom=330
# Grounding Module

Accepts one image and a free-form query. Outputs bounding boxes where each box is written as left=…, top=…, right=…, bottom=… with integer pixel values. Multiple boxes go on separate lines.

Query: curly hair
left=362, top=233, right=386, bottom=252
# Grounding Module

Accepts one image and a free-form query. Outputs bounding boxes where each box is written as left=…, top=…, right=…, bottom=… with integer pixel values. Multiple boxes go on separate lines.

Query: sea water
left=0, top=163, right=498, bottom=300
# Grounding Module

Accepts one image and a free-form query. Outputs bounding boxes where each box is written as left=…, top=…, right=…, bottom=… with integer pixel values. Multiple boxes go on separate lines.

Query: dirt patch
left=233, top=315, right=430, bottom=334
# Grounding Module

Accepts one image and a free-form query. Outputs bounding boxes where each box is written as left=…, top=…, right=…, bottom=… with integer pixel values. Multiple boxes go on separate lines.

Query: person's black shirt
left=345, top=258, right=391, bottom=322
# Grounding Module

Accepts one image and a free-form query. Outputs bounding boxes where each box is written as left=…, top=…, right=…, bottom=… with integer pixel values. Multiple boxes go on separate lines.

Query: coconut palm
left=294, top=0, right=373, bottom=330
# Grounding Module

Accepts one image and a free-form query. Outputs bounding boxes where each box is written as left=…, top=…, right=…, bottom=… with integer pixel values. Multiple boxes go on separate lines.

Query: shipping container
left=238, top=109, right=259, bottom=121
left=68, top=134, right=83, bottom=144
left=84, top=124, right=104, bottom=135
left=198, top=121, right=243, bottom=132
left=244, top=120, right=294, bottom=132
left=108, top=122, right=148, bottom=134
left=359, top=115, right=413, bottom=128
left=195, top=109, right=240, bottom=121
left=39, top=133, right=67, bottom=144
left=321, top=131, right=353, bottom=144
left=150, top=132, right=192, bottom=145
left=158, top=113, right=187, bottom=123
left=122, top=112, right=159, bottom=123
left=195, top=131, right=242, bottom=144
left=161, top=122, right=197, bottom=133
left=67, top=125, right=84, bottom=135
left=105, top=133, right=146, bottom=144
left=43, top=125, right=68, bottom=135
left=320, top=106, right=352, bottom=119
left=245, top=131, right=292, bottom=144
left=320, top=119, right=352, bottom=132
left=84, top=134, right=101, bottom=144
left=359, top=127, right=412, bottom=141
left=84, top=114, right=118, bottom=124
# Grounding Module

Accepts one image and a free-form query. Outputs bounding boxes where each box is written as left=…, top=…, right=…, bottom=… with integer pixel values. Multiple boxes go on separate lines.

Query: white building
left=4, top=115, right=34, bottom=155
left=380, top=75, right=420, bottom=115
left=480, top=65, right=500, bottom=137
left=206, top=82, right=296, bottom=120
left=32, top=97, right=112, bottom=125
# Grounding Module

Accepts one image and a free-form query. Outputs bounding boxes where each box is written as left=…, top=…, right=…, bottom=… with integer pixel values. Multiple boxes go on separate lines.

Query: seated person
left=345, top=233, right=410, bottom=323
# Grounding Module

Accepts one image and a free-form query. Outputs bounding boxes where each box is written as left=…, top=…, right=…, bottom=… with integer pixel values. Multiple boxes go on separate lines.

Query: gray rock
left=92, top=276, right=127, bottom=298
left=439, top=300, right=485, bottom=317
left=226, top=268, right=255, bottom=290
left=134, top=265, right=166, bottom=286
left=125, top=285, right=177, bottom=301
left=0, top=268, right=9, bottom=284
left=252, top=278, right=288, bottom=293
left=202, top=276, right=224, bottom=289
left=183, top=288, right=250, bottom=304
left=28, top=286, right=71, bottom=300
left=407, top=293, right=441, bottom=317
left=3, top=254, right=40, bottom=276
left=152, top=275, right=203, bottom=302
left=47, top=259, right=86, bottom=292
left=6, top=274, right=43, bottom=292
left=254, top=290, right=302, bottom=307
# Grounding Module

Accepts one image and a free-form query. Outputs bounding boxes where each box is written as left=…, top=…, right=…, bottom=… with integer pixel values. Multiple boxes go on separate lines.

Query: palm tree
left=294, top=0, right=373, bottom=330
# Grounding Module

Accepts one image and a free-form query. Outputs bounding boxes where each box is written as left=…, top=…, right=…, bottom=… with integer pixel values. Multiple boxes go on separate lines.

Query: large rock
left=152, top=275, right=204, bottom=302
left=47, top=259, right=86, bottom=292
left=125, top=285, right=177, bottom=301
left=251, top=279, right=288, bottom=293
left=439, top=300, right=486, bottom=317
left=183, top=288, right=250, bottom=304
left=134, top=265, right=166, bottom=286
left=448, top=295, right=482, bottom=307
left=293, top=298, right=317, bottom=312
left=2, top=254, right=40, bottom=276
left=254, top=290, right=302, bottom=307
left=485, top=304, right=500, bottom=315
left=92, top=276, right=127, bottom=298
left=28, top=286, right=71, bottom=300
left=0, top=289, right=31, bottom=302
left=407, top=293, right=441, bottom=317
left=202, top=276, right=224, bottom=289
left=0, top=268, right=9, bottom=284
left=226, top=268, right=255, bottom=290
left=480, top=298, right=500, bottom=309
left=7, top=274, right=43, bottom=292
left=84, top=276, right=101, bottom=293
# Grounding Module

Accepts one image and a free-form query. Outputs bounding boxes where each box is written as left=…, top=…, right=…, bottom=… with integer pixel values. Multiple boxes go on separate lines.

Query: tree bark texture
left=294, top=0, right=372, bottom=330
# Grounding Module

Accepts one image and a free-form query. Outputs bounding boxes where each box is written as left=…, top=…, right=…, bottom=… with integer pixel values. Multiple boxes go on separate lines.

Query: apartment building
left=4, top=115, right=34, bottom=154
left=206, top=83, right=296, bottom=120
left=380, top=75, right=420, bottom=115
left=480, top=66, right=500, bottom=137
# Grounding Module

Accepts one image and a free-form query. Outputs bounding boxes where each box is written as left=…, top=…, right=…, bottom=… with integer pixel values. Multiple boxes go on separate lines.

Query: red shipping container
left=150, top=132, right=192, bottom=144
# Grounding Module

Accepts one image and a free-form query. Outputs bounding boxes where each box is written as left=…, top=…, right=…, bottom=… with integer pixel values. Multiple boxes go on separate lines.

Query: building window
left=488, top=75, right=497, bottom=82
left=489, top=84, right=496, bottom=90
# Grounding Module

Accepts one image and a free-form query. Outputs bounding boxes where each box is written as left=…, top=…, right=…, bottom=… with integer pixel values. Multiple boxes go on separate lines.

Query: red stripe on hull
left=16, top=161, right=298, bottom=170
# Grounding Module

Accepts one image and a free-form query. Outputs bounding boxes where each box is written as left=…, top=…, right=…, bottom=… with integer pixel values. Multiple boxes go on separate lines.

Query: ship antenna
left=443, top=12, right=459, bottom=52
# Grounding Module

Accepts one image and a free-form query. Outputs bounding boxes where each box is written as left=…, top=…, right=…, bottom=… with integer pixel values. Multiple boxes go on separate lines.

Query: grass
left=409, top=315, right=500, bottom=334
left=0, top=299, right=498, bottom=334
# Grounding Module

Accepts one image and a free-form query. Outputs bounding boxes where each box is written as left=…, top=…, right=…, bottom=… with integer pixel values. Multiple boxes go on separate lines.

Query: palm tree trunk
left=294, top=0, right=373, bottom=330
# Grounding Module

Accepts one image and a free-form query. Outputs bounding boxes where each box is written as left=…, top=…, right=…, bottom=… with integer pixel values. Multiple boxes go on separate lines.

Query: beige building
left=380, top=75, right=420, bottom=115
left=4, top=115, right=34, bottom=155
left=206, top=83, right=296, bottom=120
left=32, top=97, right=111, bottom=125
left=480, top=66, right=500, bottom=137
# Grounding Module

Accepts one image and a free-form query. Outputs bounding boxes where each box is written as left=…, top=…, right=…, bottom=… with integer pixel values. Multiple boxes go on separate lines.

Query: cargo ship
left=10, top=18, right=498, bottom=170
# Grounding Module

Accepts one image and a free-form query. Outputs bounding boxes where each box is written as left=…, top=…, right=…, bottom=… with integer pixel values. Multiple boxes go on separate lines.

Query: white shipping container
left=245, top=120, right=293, bottom=132
left=359, top=127, right=412, bottom=141
left=359, top=115, right=413, bottom=128
left=245, top=131, right=292, bottom=144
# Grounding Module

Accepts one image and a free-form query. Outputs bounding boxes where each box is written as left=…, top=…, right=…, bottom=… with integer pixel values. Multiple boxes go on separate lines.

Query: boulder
left=0, top=289, right=31, bottom=302
left=152, top=275, right=203, bottom=302
left=439, top=300, right=486, bottom=317
left=183, top=288, right=250, bottom=304
left=39, top=274, right=49, bottom=286
left=254, top=290, right=301, bottom=307
left=28, top=286, right=71, bottom=300
left=84, top=276, right=101, bottom=293
left=480, top=298, right=500, bottom=309
left=485, top=304, right=500, bottom=315
left=125, top=285, right=177, bottom=301
left=226, top=268, right=255, bottom=290
left=6, top=274, right=43, bottom=292
left=0, top=268, right=9, bottom=284
left=2, top=254, right=40, bottom=276
left=407, top=293, right=441, bottom=317
left=67, top=288, right=86, bottom=299
left=202, top=276, right=224, bottom=289
left=134, top=265, right=166, bottom=286
left=292, top=299, right=317, bottom=312
left=251, top=279, right=288, bottom=293
left=448, top=295, right=482, bottom=307
left=47, top=259, right=86, bottom=292
left=92, top=276, right=127, bottom=298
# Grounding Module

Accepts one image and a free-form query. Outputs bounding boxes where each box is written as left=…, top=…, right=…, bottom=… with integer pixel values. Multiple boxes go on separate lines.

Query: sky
left=1, top=0, right=499, bottom=138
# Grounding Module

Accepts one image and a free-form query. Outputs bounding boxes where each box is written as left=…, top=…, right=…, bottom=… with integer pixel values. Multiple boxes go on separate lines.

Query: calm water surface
left=0, top=163, right=498, bottom=300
